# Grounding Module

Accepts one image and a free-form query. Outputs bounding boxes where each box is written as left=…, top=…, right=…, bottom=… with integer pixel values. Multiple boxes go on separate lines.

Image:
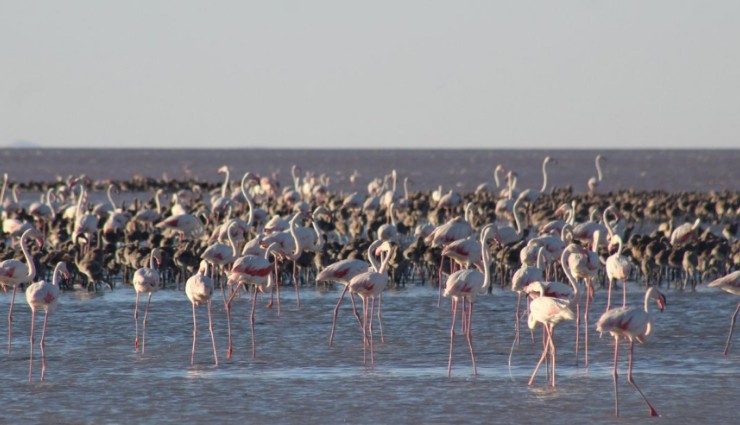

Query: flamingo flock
left=0, top=156, right=738, bottom=419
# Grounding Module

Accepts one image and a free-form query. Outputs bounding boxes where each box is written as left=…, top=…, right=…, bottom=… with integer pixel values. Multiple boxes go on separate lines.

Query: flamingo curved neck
left=289, top=216, right=303, bottom=259
left=560, top=248, right=579, bottom=303
left=595, top=156, right=604, bottom=182
left=0, top=173, right=7, bottom=204
left=512, top=198, right=523, bottom=238
left=480, top=225, right=494, bottom=289
left=403, top=178, right=409, bottom=200
left=22, top=233, right=37, bottom=281
left=107, top=185, right=117, bottom=210
left=389, top=204, right=397, bottom=227
left=603, top=207, right=617, bottom=239
left=52, top=263, right=64, bottom=286
left=227, top=222, right=238, bottom=258
left=154, top=190, right=162, bottom=215
left=540, top=159, right=549, bottom=193
left=221, top=168, right=230, bottom=198
left=367, top=240, right=383, bottom=272
left=241, top=174, right=255, bottom=228
left=311, top=221, right=324, bottom=251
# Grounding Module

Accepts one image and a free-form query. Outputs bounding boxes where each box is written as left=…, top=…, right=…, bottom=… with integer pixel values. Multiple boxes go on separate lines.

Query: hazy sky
left=1, top=1, right=738, bottom=149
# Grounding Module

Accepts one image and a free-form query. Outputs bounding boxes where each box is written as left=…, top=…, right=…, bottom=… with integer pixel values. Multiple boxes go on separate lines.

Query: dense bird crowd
left=1, top=158, right=738, bottom=416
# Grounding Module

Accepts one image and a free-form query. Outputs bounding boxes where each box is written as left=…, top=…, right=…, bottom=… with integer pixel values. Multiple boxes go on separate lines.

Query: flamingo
left=596, top=287, right=666, bottom=417
left=156, top=213, right=205, bottom=239
left=509, top=247, right=545, bottom=364
left=527, top=247, right=578, bottom=387
left=227, top=242, right=280, bottom=359
left=670, top=218, right=701, bottom=246
left=133, top=248, right=163, bottom=353
left=518, top=156, right=556, bottom=204
left=587, top=154, right=606, bottom=195
left=444, top=224, right=494, bottom=376
left=261, top=213, right=305, bottom=310
left=185, top=260, right=218, bottom=366
left=707, top=270, right=740, bottom=355
left=0, top=228, right=43, bottom=355
left=349, top=242, right=396, bottom=367
left=426, top=203, right=474, bottom=305
left=25, top=261, right=69, bottom=382
left=606, top=234, right=631, bottom=312
left=567, top=233, right=602, bottom=368
left=316, top=241, right=386, bottom=346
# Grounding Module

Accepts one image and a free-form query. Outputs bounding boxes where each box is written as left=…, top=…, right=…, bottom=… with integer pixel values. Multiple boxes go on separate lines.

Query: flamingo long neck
left=560, top=248, right=579, bottom=304
left=21, top=233, right=37, bottom=281
left=378, top=247, right=392, bottom=275
left=592, top=230, right=601, bottom=252
left=220, top=168, right=230, bottom=198
left=494, top=167, right=502, bottom=189
left=480, top=225, right=493, bottom=290
left=289, top=216, right=303, bottom=259
left=264, top=242, right=279, bottom=261
left=46, top=188, right=57, bottom=219
left=595, top=156, right=603, bottom=182
left=75, top=186, right=86, bottom=218
left=692, top=218, right=701, bottom=230
left=389, top=203, right=397, bottom=227
left=12, top=184, right=19, bottom=203
left=154, top=190, right=162, bottom=215
left=107, top=185, right=117, bottom=210
left=403, top=177, right=409, bottom=201
left=540, top=158, right=549, bottom=193
left=0, top=173, right=7, bottom=204
left=52, top=263, right=64, bottom=287
left=391, top=170, right=397, bottom=193
left=241, top=174, right=255, bottom=228
left=149, top=250, right=157, bottom=270
left=643, top=288, right=653, bottom=314
left=536, top=246, right=545, bottom=270
left=507, top=173, right=514, bottom=199
left=603, top=207, right=616, bottom=239
left=615, top=235, right=624, bottom=256
left=464, top=202, right=473, bottom=224
left=367, top=240, right=382, bottom=272
left=512, top=198, right=523, bottom=237
left=227, top=222, right=238, bottom=258
left=311, top=221, right=324, bottom=251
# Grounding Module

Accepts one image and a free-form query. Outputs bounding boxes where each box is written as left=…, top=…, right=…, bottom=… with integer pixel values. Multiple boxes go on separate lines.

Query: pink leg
left=612, top=335, right=620, bottom=416
left=8, top=286, right=17, bottom=355
left=722, top=301, right=740, bottom=355
left=224, top=291, right=235, bottom=360
left=628, top=340, right=660, bottom=417
left=622, top=280, right=627, bottom=308
left=377, top=294, right=384, bottom=343
left=466, top=300, right=477, bottom=377
left=369, top=297, right=376, bottom=366
left=549, top=325, right=557, bottom=387
left=437, top=260, right=444, bottom=307
left=190, top=302, right=197, bottom=365
left=584, top=282, right=591, bottom=368
left=528, top=324, right=550, bottom=386
left=349, top=292, right=362, bottom=329
left=362, top=297, right=368, bottom=366
left=448, top=298, right=458, bottom=377
left=40, top=309, right=50, bottom=381
left=134, top=291, right=141, bottom=351
left=142, top=292, right=153, bottom=354
left=28, top=307, right=36, bottom=382
left=508, top=293, right=523, bottom=367
left=207, top=300, right=218, bottom=365
left=606, top=278, right=614, bottom=312
left=293, top=260, right=301, bottom=309
left=251, top=285, right=258, bottom=359
left=329, top=286, right=348, bottom=346
left=575, top=298, right=580, bottom=367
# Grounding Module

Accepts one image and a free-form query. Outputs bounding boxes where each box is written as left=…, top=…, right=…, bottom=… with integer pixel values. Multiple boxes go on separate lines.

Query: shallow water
left=2, top=282, right=739, bottom=424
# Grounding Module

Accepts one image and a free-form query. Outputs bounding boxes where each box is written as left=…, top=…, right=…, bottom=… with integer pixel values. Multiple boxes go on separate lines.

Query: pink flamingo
left=527, top=248, right=578, bottom=387
left=316, top=241, right=387, bottom=346
left=261, top=213, right=305, bottom=311
left=606, top=234, right=631, bottom=312
left=707, top=270, right=740, bottom=355
left=227, top=242, right=280, bottom=359
left=185, top=260, right=218, bottom=366
left=0, top=228, right=43, bottom=355
left=348, top=242, right=396, bottom=367
left=426, top=203, right=474, bottom=306
left=443, top=224, right=494, bottom=376
left=509, top=247, right=545, bottom=365
left=596, top=287, right=665, bottom=417
left=133, top=248, right=163, bottom=353
left=587, top=154, right=606, bottom=195
left=25, top=261, right=69, bottom=382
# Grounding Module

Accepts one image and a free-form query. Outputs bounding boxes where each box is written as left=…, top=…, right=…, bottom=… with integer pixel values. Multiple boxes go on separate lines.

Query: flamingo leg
left=28, top=307, right=36, bottom=383
left=437, top=260, right=444, bottom=307
left=549, top=325, right=557, bottom=387
left=575, top=298, right=581, bottom=367
left=134, top=291, right=141, bottom=351
left=292, top=260, right=301, bottom=309
left=528, top=324, right=550, bottom=386
left=40, top=308, right=49, bottom=381
left=447, top=298, right=458, bottom=377
left=224, top=296, right=234, bottom=360
left=508, top=293, right=523, bottom=368
left=349, top=292, right=362, bottom=328
left=377, top=293, right=384, bottom=343
left=274, top=262, right=282, bottom=317
left=584, top=280, right=592, bottom=368
left=612, top=335, right=620, bottom=417
left=207, top=300, right=218, bottom=365
left=722, top=301, right=740, bottom=356
left=329, top=285, right=349, bottom=346
left=369, top=297, right=376, bottom=366
left=8, top=285, right=17, bottom=356
left=466, top=300, right=477, bottom=377
left=628, top=340, right=660, bottom=416
left=606, top=278, right=614, bottom=312
left=190, top=302, right=197, bottom=365
left=622, top=280, right=627, bottom=308
left=362, top=297, right=368, bottom=367
left=251, top=285, right=258, bottom=359
left=142, top=292, right=152, bottom=354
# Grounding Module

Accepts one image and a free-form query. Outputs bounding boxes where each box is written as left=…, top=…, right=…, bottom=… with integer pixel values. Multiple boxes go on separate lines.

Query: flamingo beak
left=657, top=295, right=666, bottom=312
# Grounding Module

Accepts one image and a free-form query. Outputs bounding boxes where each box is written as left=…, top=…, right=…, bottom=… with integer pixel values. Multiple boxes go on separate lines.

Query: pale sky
left=1, top=1, right=738, bottom=149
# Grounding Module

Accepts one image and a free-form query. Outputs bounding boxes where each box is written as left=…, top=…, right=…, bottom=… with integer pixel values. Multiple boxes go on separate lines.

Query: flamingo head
left=58, top=262, right=71, bottom=280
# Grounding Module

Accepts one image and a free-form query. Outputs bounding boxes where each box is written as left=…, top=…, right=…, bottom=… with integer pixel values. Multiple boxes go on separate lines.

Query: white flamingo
left=133, top=248, right=163, bottom=353
left=25, top=261, right=69, bottom=382
left=185, top=260, right=218, bottom=366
